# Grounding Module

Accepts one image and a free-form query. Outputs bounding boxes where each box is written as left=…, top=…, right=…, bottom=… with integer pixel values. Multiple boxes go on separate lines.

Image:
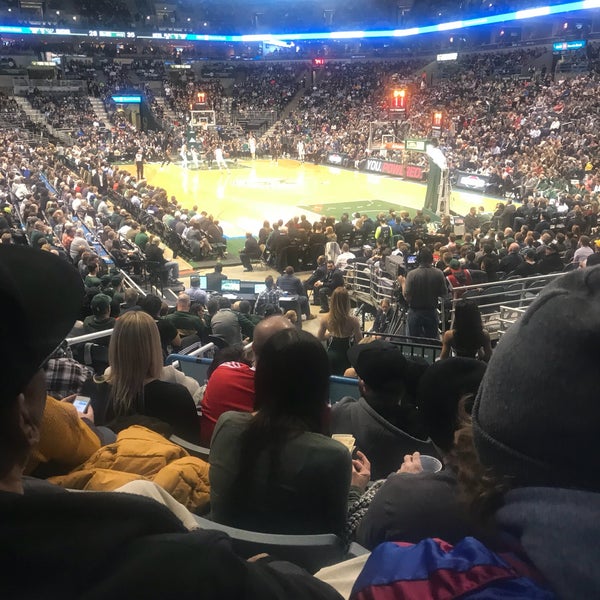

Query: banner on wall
left=359, top=158, right=424, bottom=180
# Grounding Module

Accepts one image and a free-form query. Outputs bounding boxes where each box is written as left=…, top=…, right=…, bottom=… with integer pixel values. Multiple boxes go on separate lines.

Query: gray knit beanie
left=473, top=266, right=600, bottom=492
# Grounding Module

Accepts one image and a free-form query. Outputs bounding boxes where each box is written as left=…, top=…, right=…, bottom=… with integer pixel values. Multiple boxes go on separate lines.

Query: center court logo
left=234, top=178, right=297, bottom=189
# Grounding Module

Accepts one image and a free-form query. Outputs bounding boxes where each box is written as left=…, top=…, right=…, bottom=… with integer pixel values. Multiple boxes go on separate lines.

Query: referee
left=135, top=149, right=144, bottom=180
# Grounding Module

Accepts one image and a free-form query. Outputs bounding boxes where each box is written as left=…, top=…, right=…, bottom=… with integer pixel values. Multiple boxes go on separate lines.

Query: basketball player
left=191, top=146, right=200, bottom=170
left=180, top=143, right=188, bottom=169
left=215, top=145, right=228, bottom=170
left=272, top=137, right=281, bottom=164
left=297, top=139, right=305, bottom=163
left=248, top=134, right=256, bottom=160
left=135, top=149, right=144, bottom=180
left=160, top=136, right=171, bottom=167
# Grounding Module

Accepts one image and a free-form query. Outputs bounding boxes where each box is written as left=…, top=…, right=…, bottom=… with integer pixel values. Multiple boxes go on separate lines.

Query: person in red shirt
left=200, top=315, right=294, bottom=446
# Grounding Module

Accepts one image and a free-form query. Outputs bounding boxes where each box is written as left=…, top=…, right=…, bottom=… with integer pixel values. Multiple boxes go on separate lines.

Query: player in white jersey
left=190, top=147, right=199, bottom=170
left=180, top=144, right=188, bottom=169
left=248, top=135, right=256, bottom=160
left=297, top=140, right=305, bottom=163
left=215, top=146, right=228, bottom=170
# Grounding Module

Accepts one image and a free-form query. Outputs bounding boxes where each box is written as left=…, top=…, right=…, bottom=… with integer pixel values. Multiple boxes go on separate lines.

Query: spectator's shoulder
left=331, top=395, right=360, bottom=412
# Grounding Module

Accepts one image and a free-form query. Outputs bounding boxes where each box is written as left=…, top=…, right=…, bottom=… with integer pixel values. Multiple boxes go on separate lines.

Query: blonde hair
left=328, top=287, right=351, bottom=337
left=107, top=311, right=163, bottom=415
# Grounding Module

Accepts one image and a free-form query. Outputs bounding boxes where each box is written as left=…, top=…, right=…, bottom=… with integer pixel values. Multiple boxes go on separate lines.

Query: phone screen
left=73, top=396, right=91, bottom=413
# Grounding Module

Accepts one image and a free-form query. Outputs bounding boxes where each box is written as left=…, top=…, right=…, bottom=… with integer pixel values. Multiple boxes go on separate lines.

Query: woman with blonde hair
left=92, top=311, right=201, bottom=443
left=317, top=287, right=362, bottom=375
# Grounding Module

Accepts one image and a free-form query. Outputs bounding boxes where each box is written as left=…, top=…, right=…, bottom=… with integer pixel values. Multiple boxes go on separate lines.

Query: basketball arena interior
left=1, top=1, right=599, bottom=597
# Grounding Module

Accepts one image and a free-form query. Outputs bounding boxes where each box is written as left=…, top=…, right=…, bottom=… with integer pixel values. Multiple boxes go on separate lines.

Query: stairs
left=154, top=96, right=179, bottom=126
left=88, top=96, right=110, bottom=125
left=14, top=96, right=72, bottom=144
left=279, top=68, right=311, bottom=120
left=13, top=96, right=44, bottom=127
left=259, top=68, right=311, bottom=142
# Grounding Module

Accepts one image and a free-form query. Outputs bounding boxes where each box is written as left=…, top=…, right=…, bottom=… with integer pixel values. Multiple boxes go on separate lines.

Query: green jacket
left=135, top=231, right=149, bottom=251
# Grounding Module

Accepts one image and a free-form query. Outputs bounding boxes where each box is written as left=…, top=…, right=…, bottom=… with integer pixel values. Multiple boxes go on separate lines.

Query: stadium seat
left=329, top=375, right=360, bottom=405
left=169, top=435, right=210, bottom=462
left=193, top=515, right=368, bottom=573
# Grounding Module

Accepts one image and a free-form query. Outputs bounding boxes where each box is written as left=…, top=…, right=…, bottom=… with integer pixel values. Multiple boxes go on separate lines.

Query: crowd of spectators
left=249, top=50, right=600, bottom=202
left=250, top=196, right=600, bottom=343
left=2, top=37, right=600, bottom=595
left=400, top=59, right=600, bottom=198
left=17, top=45, right=600, bottom=288
left=272, top=60, right=424, bottom=164
left=3, top=222, right=599, bottom=597
left=164, top=78, right=227, bottom=121
left=27, top=43, right=600, bottom=206
left=230, top=64, right=304, bottom=113
left=27, top=91, right=98, bottom=133
left=0, top=93, right=43, bottom=135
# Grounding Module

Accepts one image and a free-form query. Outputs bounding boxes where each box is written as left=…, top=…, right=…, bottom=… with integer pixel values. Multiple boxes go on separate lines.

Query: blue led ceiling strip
left=0, top=1, right=599, bottom=41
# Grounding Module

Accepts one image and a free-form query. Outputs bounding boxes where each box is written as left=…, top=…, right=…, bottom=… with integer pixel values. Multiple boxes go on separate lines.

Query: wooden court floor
left=123, top=158, right=502, bottom=238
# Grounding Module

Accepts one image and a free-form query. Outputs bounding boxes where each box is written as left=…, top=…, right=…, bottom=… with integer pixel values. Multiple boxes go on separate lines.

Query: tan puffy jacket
left=49, top=425, right=210, bottom=513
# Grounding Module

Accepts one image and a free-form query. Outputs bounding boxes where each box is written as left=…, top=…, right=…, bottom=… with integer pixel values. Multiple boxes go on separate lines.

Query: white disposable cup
left=419, top=455, right=443, bottom=473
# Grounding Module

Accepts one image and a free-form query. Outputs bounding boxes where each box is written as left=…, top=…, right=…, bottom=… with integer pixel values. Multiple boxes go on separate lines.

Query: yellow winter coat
left=26, top=396, right=101, bottom=477
left=48, top=425, right=210, bottom=513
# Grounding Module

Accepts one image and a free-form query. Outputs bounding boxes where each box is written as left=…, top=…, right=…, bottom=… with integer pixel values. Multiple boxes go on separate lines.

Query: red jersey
left=200, top=362, right=255, bottom=447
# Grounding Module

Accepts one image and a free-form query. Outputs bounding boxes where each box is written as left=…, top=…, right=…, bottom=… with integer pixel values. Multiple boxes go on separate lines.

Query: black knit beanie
left=473, top=266, right=600, bottom=492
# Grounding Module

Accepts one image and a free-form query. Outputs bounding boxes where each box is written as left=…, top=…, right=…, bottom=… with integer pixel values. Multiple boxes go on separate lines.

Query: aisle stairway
left=88, top=96, right=110, bottom=126
left=154, top=96, right=180, bottom=126
left=260, top=67, right=311, bottom=141
left=13, top=96, right=72, bottom=144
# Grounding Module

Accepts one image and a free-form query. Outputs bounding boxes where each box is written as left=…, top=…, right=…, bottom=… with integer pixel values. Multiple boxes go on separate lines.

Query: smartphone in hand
left=73, top=396, right=91, bottom=414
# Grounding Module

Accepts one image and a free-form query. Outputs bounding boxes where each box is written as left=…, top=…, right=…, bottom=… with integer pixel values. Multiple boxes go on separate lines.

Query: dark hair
left=231, top=330, right=330, bottom=507
left=218, top=297, right=231, bottom=309
left=417, top=359, right=486, bottom=453
left=207, top=345, right=251, bottom=379
left=140, top=294, right=163, bottom=318
left=419, top=247, right=433, bottom=264
left=254, top=328, right=329, bottom=426
left=453, top=299, right=485, bottom=355
left=214, top=264, right=223, bottom=273
left=189, top=301, right=204, bottom=316
left=207, top=298, right=219, bottom=316
left=264, top=304, right=282, bottom=317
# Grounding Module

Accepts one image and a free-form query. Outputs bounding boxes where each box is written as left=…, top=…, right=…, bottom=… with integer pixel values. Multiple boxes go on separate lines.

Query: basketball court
left=123, top=158, right=503, bottom=242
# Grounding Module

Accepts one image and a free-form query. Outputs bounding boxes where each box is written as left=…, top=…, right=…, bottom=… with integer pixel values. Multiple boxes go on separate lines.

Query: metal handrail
left=166, top=342, right=216, bottom=369
left=66, top=329, right=113, bottom=345
left=445, top=272, right=564, bottom=335
left=450, top=271, right=564, bottom=294
left=498, top=304, right=529, bottom=336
